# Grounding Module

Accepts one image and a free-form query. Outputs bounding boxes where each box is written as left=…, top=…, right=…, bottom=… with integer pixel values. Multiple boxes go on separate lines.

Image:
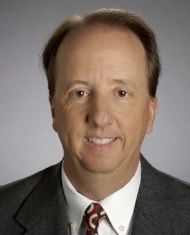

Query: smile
left=87, top=137, right=115, bottom=145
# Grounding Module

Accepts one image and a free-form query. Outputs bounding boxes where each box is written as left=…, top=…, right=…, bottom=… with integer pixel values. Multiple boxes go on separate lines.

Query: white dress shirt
left=61, top=161, right=141, bottom=235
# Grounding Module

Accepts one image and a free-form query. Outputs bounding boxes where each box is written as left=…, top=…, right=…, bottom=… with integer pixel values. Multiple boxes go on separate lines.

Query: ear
left=49, top=97, right=57, bottom=132
left=146, top=97, right=158, bottom=134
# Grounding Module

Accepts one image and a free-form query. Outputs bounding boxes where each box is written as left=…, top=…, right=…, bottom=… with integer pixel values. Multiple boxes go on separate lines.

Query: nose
left=86, top=96, right=114, bottom=129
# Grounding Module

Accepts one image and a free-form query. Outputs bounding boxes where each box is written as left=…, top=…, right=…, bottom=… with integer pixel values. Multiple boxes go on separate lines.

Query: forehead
left=56, top=23, right=146, bottom=62
left=55, top=24, right=147, bottom=88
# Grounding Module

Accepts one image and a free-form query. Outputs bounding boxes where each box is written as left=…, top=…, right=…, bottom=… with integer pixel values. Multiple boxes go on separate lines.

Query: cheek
left=54, top=106, right=86, bottom=137
left=53, top=105, right=69, bottom=132
left=117, top=104, right=149, bottom=134
left=53, top=111, right=77, bottom=151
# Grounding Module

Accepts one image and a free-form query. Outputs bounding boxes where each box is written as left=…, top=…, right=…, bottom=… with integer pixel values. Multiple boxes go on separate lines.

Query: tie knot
left=84, top=203, right=107, bottom=235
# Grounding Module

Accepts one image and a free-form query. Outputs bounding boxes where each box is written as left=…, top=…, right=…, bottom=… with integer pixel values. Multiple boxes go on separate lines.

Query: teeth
left=88, top=138, right=114, bottom=145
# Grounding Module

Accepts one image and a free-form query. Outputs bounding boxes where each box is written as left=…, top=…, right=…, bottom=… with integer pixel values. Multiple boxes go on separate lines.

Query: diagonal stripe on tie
left=84, top=202, right=107, bottom=235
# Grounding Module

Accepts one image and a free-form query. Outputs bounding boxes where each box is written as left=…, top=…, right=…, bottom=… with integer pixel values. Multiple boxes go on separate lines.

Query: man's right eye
left=69, top=89, right=89, bottom=98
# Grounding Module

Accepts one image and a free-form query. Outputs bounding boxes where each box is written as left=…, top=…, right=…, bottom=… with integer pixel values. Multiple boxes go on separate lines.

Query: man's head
left=42, top=8, right=160, bottom=197
left=42, top=8, right=161, bottom=102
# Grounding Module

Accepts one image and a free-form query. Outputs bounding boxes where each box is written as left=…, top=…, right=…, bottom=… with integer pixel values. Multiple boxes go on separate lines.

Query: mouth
left=86, top=137, right=116, bottom=145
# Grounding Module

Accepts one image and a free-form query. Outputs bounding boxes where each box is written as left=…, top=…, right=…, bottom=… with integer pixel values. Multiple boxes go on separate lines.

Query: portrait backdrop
left=0, top=0, right=189, bottom=185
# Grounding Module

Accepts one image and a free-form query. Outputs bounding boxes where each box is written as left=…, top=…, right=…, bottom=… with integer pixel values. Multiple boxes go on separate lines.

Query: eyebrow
left=64, top=78, right=136, bottom=89
left=110, top=78, right=136, bottom=89
left=64, top=80, right=89, bottom=90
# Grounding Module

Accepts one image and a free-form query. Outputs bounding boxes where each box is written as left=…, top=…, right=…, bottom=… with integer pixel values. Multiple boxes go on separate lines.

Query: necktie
left=84, top=202, right=107, bottom=235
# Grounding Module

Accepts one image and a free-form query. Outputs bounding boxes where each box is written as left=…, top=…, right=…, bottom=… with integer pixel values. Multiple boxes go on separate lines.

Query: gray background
left=0, top=0, right=189, bottom=185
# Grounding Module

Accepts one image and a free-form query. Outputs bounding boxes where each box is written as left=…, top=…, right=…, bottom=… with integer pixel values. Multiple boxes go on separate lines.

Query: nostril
left=86, top=112, right=113, bottom=127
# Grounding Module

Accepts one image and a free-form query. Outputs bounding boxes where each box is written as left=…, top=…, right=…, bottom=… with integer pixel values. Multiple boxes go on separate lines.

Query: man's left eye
left=118, top=90, right=128, bottom=97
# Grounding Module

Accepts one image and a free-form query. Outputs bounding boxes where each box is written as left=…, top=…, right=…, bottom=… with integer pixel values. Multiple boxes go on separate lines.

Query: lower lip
left=84, top=138, right=117, bottom=151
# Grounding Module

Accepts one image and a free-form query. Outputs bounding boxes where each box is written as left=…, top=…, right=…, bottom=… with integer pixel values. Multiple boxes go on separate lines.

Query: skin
left=51, top=24, right=158, bottom=200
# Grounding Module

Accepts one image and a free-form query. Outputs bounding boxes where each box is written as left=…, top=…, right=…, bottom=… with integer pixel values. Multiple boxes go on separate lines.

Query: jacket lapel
left=131, top=156, right=165, bottom=235
left=15, top=162, right=69, bottom=235
left=132, top=210, right=159, bottom=235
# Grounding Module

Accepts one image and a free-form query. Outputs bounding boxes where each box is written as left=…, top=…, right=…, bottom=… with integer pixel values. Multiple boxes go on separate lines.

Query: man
left=0, top=8, right=190, bottom=235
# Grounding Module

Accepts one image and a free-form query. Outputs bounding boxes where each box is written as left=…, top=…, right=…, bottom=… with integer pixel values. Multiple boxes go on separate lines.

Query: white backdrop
left=0, top=0, right=190, bottom=185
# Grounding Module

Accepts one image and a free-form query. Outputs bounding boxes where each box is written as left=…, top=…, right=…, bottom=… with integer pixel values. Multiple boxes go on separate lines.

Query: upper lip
left=85, top=132, right=119, bottom=140
left=85, top=136, right=117, bottom=140
left=85, top=135, right=116, bottom=139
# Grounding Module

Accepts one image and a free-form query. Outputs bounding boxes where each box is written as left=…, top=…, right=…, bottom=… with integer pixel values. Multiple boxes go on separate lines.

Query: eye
left=69, top=89, right=90, bottom=98
left=118, top=90, right=128, bottom=97
left=75, top=90, right=86, bottom=97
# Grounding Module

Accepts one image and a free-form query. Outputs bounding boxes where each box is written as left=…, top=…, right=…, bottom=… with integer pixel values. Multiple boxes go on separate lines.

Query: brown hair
left=42, top=8, right=161, bottom=100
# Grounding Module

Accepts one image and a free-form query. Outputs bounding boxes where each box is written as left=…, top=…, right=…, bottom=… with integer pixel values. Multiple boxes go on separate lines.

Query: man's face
left=51, top=25, right=157, bottom=178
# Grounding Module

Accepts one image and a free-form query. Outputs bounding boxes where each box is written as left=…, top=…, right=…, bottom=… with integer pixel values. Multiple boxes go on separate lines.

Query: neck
left=64, top=157, right=139, bottom=201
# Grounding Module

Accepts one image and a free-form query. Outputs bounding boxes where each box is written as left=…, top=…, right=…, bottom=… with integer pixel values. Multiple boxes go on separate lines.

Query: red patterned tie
left=84, top=202, right=107, bottom=235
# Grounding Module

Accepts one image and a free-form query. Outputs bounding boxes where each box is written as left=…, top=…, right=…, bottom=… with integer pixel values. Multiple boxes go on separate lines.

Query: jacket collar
left=15, top=162, right=69, bottom=235
left=14, top=156, right=165, bottom=235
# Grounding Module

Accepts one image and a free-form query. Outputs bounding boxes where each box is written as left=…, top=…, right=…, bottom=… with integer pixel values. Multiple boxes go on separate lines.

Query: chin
left=80, top=156, right=123, bottom=174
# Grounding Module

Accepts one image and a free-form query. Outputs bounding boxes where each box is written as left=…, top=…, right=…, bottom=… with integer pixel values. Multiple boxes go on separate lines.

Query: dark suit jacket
left=0, top=156, right=190, bottom=235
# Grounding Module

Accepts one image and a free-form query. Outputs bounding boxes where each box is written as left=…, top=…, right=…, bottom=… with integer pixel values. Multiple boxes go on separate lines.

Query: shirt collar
left=99, top=162, right=141, bottom=234
left=61, top=161, right=141, bottom=234
left=61, top=163, right=93, bottom=232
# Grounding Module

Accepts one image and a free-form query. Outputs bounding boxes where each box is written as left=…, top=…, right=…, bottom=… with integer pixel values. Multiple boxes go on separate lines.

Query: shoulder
left=144, top=156, right=189, bottom=189
left=0, top=163, right=61, bottom=215
left=139, top=156, right=190, bottom=231
left=141, top=156, right=190, bottom=202
left=155, top=167, right=190, bottom=207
